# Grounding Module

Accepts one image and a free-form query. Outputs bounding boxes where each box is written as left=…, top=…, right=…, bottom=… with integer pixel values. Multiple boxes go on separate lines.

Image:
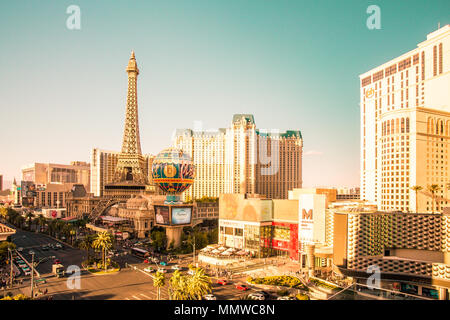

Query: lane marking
left=131, top=295, right=141, bottom=300
left=139, top=293, right=151, bottom=299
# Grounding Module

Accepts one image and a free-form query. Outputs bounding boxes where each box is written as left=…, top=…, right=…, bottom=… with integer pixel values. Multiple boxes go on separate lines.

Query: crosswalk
left=123, top=292, right=162, bottom=300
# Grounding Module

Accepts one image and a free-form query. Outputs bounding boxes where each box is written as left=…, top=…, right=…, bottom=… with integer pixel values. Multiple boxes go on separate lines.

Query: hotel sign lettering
left=302, top=209, right=313, bottom=220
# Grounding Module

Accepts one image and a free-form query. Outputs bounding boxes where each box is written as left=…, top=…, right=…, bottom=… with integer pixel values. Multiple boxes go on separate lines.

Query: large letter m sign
left=302, top=209, right=313, bottom=220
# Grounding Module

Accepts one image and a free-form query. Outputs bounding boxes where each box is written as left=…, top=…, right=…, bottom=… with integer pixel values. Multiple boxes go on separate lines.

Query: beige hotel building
left=174, top=114, right=303, bottom=201
left=90, top=148, right=155, bottom=197
left=360, top=25, right=450, bottom=213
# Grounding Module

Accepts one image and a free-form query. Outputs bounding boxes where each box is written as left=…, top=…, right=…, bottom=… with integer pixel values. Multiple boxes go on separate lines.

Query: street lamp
left=184, top=231, right=196, bottom=266
left=30, top=252, right=35, bottom=298
left=8, top=247, right=14, bottom=289
left=30, top=254, right=55, bottom=299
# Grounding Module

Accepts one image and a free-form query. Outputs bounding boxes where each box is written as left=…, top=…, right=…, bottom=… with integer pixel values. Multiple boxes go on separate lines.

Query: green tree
left=36, top=215, right=47, bottom=232
left=79, top=234, right=94, bottom=261
left=0, top=242, right=16, bottom=264
left=25, top=212, right=34, bottom=228
left=153, top=271, right=166, bottom=300
left=187, top=268, right=212, bottom=300
left=169, top=270, right=188, bottom=300
left=411, top=185, right=423, bottom=213
left=0, top=207, right=8, bottom=220
left=92, top=231, right=114, bottom=271
left=169, top=268, right=211, bottom=300
left=427, top=184, right=441, bottom=214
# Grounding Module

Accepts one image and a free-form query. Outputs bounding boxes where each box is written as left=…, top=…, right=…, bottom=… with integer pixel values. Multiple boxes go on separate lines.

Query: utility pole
left=9, top=248, right=13, bottom=289
left=30, top=252, right=35, bottom=299
left=193, top=233, right=196, bottom=266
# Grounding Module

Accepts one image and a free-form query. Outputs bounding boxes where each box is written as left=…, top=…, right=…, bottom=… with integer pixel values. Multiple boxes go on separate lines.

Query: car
left=277, top=296, right=296, bottom=300
left=248, top=292, right=265, bottom=300
left=144, top=267, right=154, bottom=273
left=42, top=246, right=49, bottom=251
left=53, top=259, right=61, bottom=265
left=23, top=270, right=31, bottom=276
left=203, top=294, right=217, bottom=300
left=235, top=284, right=249, bottom=291
left=28, top=250, right=35, bottom=255
left=151, top=258, right=159, bottom=263
left=187, top=269, right=195, bottom=276
left=217, top=279, right=228, bottom=285
left=171, top=265, right=181, bottom=271
left=157, top=268, right=167, bottom=273
left=159, top=261, right=167, bottom=266
left=55, top=243, right=62, bottom=248
left=17, top=247, right=23, bottom=252
left=143, top=259, right=150, bottom=264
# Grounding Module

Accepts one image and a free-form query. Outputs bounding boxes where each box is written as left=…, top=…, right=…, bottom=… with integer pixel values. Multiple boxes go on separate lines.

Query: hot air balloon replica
left=151, top=147, right=195, bottom=248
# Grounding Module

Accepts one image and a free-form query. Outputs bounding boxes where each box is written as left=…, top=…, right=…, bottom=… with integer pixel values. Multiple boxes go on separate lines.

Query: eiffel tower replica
left=104, top=51, right=155, bottom=201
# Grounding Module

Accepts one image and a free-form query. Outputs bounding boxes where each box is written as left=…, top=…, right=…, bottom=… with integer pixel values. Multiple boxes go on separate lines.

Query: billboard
left=171, top=207, right=192, bottom=225
left=21, top=181, right=36, bottom=198
left=155, top=206, right=170, bottom=225
left=298, top=194, right=326, bottom=251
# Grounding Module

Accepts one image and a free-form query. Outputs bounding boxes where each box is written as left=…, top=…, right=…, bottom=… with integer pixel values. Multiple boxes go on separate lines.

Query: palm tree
left=79, top=234, right=93, bottom=261
left=411, top=185, right=423, bottom=213
left=92, top=231, right=114, bottom=271
left=169, top=270, right=188, bottom=300
left=16, top=216, right=25, bottom=229
left=36, top=215, right=47, bottom=232
left=427, top=184, right=441, bottom=214
left=187, top=268, right=212, bottom=300
left=153, top=271, right=166, bottom=300
left=48, top=219, right=57, bottom=236
left=0, top=207, right=7, bottom=221
left=25, top=212, right=34, bottom=229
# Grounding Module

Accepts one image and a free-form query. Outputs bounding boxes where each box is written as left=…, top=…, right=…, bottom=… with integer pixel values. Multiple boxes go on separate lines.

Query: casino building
left=333, top=208, right=450, bottom=300
left=174, top=115, right=303, bottom=201
left=218, top=190, right=333, bottom=262
left=359, top=25, right=450, bottom=212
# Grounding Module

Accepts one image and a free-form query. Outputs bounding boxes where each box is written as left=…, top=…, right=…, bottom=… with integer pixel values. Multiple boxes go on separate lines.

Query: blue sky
left=0, top=0, right=449, bottom=188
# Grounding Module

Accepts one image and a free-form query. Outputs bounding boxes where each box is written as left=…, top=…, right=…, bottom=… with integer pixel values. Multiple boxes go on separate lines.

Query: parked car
left=42, top=246, right=49, bottom=251
left=143, top=259, right=150, bottom=264
left=217, top=279, right=228, bottom=285
left=171, top=265, right=181, bottom=271
left=144, top=267, right=154, bottom=273
left=159, top=261, right=168, bottom=266
left=28, top=250, right=35, bottom=255
left=17, top=247, right=23, bottom=252
left=157, top=268, right=167, bottom=273
left=188, top=269, right=195, bottom=276
left=248, top=292, right=265, bottom=300
left=203, top=294, right=217, bottom=300
left=235, top=284, right=249, bottom=291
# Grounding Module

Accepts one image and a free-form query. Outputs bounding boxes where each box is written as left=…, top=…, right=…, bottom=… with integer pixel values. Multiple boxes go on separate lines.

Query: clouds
left=303, top=150, right=323, bottom=156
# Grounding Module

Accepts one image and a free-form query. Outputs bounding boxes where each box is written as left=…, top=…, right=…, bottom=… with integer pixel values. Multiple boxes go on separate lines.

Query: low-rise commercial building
left=333, top=208, right=450, bottom=300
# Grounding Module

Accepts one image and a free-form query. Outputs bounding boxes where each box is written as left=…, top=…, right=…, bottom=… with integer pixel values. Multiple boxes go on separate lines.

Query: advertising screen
left=171, top=207, right=192, bottom=225
left=155, top=206, right=170, bottom=225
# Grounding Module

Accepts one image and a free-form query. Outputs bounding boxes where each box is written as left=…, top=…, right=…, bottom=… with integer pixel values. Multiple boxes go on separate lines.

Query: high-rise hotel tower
left=174, top=114, right=303, bottom=200
left=360, top=25, right=450, bottom=213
